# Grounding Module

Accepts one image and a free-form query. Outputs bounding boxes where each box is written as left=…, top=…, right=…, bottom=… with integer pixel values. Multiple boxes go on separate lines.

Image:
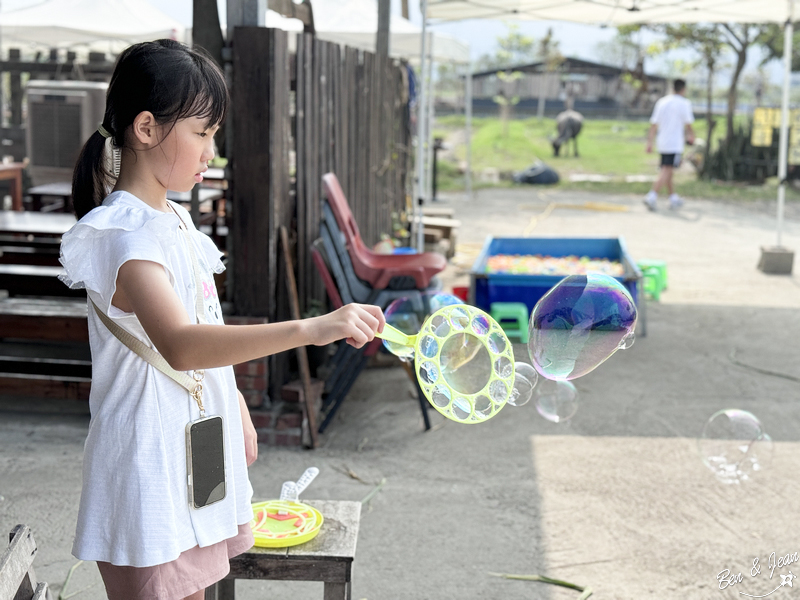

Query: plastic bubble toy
left=534, top=379, right=578, bottom=423
left=698, top=409, right=773, bottom=484
left=377, top=303, right=515, bottom=423
left=251, top=468, right=324, bottom=548
left=528, top=273, right=637, bottom=381
left=382, top=292, right=463, bottom=361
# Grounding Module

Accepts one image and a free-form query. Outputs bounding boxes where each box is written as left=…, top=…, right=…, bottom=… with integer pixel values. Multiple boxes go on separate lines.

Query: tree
left=757, top=22, right=800, bottom=71
left=599, top=25, right=661, bottom=109
left=718, top=24, right=768, bottom=141
left=475, top=23, right=538, bottom=71
left=536, top=27, right=565, bottom=120
left=648, top=23, right=766, bottom=141
left=493, top=70, right=523, bottom=137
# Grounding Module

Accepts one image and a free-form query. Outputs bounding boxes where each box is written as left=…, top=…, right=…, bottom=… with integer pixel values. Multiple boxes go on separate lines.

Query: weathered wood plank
left=295, top=33, right=308, bottom=314
left=323, top=582, right=348, bottom=600
left=31, top=581, right=48, bottom=600
left=280, top=226, right=318, bottom=448
left=303, top=33, right=316, bottom=315
left=0, top=374, right=91, bottom=400
left=231, top=27, right=275, bottom=318
left=228, top=558, right=349, bottom=582
left=0, top=525, right=38, bottom=600
left=0, top=313, right=88, bottom=342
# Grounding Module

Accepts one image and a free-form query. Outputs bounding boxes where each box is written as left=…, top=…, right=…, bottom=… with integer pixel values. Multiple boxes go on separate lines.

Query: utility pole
left=401, top=0, right=409, bottom=19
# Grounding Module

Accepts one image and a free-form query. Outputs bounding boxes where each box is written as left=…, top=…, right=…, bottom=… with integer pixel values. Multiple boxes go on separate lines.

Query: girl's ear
left=131, top=111, right=158, bottom=146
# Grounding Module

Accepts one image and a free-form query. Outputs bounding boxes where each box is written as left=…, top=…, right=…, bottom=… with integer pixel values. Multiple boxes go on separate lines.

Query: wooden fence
left=296, top=34, right=411, bottom=317
left=232, top=28, right=412, bottom=321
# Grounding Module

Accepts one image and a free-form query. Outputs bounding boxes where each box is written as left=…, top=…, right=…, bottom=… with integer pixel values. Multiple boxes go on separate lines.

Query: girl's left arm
left=237, top=390, right=258, bottom=466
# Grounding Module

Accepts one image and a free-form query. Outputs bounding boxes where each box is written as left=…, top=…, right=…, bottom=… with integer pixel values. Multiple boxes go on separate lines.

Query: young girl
left=60, top=39, right=384, bottom=600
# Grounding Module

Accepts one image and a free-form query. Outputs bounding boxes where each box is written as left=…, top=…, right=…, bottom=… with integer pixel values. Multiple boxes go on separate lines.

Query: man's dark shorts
left=660, top=153, right=682, bottom=168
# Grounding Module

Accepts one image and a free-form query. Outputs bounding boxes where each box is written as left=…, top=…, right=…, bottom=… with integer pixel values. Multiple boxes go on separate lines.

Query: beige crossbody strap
left=90, top=299, right=207, bottom=415
left=90, top=210, right=211, bottom=416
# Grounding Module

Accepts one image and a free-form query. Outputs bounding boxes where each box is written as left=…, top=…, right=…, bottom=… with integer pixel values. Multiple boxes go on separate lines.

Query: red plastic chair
left=322, top=173, right=446, bottom=290
left=310, top=238, right=431, bottom=432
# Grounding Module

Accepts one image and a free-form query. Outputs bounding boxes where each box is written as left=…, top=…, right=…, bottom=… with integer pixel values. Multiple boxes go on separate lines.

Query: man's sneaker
left=668, top=194, right=684, bottom=210
left=643, top=191, right=657, bottom=211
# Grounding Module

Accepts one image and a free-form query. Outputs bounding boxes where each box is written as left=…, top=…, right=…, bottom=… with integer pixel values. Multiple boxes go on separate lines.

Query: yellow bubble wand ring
left=376, top=304, right=515, bottom=423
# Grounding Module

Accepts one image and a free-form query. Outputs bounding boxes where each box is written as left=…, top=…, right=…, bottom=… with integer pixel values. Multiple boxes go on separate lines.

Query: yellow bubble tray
left=250, top=500, right=324, bottom=548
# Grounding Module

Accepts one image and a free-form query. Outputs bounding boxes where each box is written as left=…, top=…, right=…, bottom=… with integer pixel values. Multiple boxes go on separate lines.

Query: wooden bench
left=421, top=206, right=455, bottom=218
left=0, top=264, right=85, bottom=298
left=0, top=525, right=49, bottom=600
left=206, top=500, right=361, bottom=600
left=0, top=297, right=90, bottom=400
left=0, top=245, right=60, bottom=266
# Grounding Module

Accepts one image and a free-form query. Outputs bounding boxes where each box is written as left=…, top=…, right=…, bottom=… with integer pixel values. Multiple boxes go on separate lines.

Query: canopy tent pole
left=777, top=0, right=794, bottom=248
left=425, top=34, right=436, bottom=202
left=465, top=58, right=473, bottom=200
left=415, top=0, right=428, bottom=252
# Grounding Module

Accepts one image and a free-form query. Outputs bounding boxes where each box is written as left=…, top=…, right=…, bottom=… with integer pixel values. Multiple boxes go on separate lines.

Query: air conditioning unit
left=25, top=80, right=108, bottom=186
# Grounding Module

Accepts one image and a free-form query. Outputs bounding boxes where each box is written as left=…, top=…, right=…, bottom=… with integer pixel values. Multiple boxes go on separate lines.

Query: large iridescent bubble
left=698, top=409, right=773, bottom=484
left=528, top=273, right=637, bottom=381
left=383, top=292, right=463, bottom=360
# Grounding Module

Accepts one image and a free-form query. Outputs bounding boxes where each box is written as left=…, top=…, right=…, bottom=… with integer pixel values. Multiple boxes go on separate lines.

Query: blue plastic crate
left=469, top=237, right=641, bottom=315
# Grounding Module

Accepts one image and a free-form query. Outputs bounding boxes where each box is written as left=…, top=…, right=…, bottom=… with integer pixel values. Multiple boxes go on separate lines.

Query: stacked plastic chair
left=311, top=173, right=448, bottom=432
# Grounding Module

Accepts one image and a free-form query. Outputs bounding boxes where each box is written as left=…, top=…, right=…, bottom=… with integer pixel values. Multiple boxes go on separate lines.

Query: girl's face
left=151, top=115, right=218, bottom=193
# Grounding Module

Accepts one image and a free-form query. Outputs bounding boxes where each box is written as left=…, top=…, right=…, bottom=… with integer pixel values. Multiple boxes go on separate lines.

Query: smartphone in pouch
left=186, top=416, right=226, bottom=509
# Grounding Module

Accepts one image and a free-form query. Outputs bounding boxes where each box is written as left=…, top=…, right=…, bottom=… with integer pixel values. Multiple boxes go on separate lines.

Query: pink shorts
left=97, top=523, right=254, bottom=600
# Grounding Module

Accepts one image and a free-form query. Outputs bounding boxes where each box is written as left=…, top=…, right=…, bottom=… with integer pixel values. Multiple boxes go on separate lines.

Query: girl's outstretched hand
left=305, top=304, right=385, bottom=348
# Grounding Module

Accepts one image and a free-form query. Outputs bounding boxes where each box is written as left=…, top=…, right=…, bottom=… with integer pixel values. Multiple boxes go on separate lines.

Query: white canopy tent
left=265, top=0, right=469, bottom=64
left=0, top=0, right=186, bottom=53
left=415, top=0, right=797, bottom=257
left=426, top=0, right=787, bottom=25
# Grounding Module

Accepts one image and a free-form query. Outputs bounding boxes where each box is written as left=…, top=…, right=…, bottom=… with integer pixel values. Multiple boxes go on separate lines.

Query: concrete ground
left=3, top=187, right=800, bottom=600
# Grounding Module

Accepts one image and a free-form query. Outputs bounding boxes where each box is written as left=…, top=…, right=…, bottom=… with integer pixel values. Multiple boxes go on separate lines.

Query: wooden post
left=8, top=49, right=22, bottom=127
left=231, top=27, right=290, bottom=319
left=280, top=225, right=318, bottom=448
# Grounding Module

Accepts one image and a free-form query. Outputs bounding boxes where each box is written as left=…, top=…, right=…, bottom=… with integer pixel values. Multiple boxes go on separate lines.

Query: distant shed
left=467, top=56, right=669, bottom=118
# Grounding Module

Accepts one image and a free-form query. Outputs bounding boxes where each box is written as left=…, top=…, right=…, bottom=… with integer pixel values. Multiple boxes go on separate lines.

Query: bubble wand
left=375, top=303, right=516, bottom=423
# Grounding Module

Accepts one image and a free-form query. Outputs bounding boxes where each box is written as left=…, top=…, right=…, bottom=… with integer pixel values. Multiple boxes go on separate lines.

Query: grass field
left=433, top=114, right=790, bottom=202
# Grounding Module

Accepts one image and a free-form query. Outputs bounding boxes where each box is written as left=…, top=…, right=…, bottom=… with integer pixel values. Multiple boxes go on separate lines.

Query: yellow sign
left=751, top=125, right=773, bottom=147
left=791, top=127, right=800, bottom=147
left=754, top=107, right=800, bottom=128
left=754, top=107, right=770, bottom=126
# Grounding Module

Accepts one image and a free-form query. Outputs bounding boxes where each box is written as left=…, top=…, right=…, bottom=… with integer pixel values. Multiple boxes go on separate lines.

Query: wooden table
left=26, top=182, right=224, bottom=214
left=0, top=162, right=24, bottom=211
left=0, top=210, right=76, bottom=237
left=207, top=500, right=361, bottom=600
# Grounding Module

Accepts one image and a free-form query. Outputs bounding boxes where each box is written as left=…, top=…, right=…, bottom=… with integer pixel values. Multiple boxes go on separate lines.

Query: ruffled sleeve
left=169, top=201, right=225, bottom=275
left=59, top=194, right=181, bottom=315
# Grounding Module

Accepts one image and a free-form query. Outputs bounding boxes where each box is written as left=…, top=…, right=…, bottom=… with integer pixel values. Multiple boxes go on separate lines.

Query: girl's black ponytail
left=70, top=39, right=228, bottom=219
left=72, top=127, right=114, bottom=219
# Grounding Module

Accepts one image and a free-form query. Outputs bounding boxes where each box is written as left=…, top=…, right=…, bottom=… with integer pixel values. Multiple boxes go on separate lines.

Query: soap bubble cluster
left=698, top=409, right=773, bottom=484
